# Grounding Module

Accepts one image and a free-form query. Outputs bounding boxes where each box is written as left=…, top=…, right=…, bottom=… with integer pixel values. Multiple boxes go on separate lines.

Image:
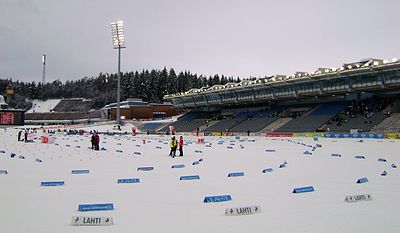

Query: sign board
left=228, top=172, right=244, bottom=177
left=356, top=177, right=368, bottom=184
left=180, top=175, right=200, bottom=180
left=137, top=167, right=154, bottom=171
left=293, top=186, right=315, bottom=193
left=262, top=168, right=273, bottom=173
left=71, top=170, right=89, bottom=174
left=117, top=178, right=140, bottom=184
left=71, top=216, right=113, bottom=226
left=204, top=195, right=232, bottom=203
left=78, top=203, right=114, bottom=212
left=41, top=181, right=64, bottom=186
left=345, top=194, right=373, bottom=203
left=225, top=205, right=261, bottom=216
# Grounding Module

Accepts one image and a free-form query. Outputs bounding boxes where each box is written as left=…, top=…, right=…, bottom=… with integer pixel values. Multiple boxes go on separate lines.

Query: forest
left=0, top=67, right=241, bottom=110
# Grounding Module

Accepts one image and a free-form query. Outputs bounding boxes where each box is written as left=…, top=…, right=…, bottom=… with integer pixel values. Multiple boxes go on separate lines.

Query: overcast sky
left=1, top=0, right=399, bottom=82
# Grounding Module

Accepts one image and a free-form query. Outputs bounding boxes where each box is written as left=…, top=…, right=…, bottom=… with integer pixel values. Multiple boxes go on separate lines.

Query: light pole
left=42, top=54, right=46, bottom=84
left=110, top=20, right=126, bottom=125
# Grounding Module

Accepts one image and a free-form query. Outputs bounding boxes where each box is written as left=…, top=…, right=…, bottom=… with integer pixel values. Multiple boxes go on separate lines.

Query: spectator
left=178, top=136, right=184, bottom=157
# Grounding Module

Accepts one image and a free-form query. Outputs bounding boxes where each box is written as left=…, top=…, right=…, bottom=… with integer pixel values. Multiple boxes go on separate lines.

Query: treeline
left=0, top=68, right=240, bottom=110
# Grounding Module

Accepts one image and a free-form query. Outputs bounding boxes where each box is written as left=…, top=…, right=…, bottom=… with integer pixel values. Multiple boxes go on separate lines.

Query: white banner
left=344, top=194, right=373, bottom=203
left=71, top=216, right=113, bottom=226
left=225, top=205, right=261, bottom=216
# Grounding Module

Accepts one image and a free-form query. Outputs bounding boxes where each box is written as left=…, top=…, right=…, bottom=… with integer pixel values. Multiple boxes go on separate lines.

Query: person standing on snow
left=178, top=136, right=184, bottom=157
left=169, top=136, right=177, bottom=158
left=90, top=131, right=95, bottom=149
left=94, top=131, right=100, bottom=151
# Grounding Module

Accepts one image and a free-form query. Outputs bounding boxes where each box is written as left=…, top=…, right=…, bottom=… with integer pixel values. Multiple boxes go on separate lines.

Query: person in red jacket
left=94, top=131, right=100, bottom=151
left=178, top=136, right=184, bottom=157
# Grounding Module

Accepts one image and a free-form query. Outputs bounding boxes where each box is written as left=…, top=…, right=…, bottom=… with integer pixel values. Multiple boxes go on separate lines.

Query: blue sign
left=78, top=203, right=114, bottom=212
left=180, top=175, right=200, bottom=180
left=262, top=168, right=273, bottom=173
left=71, top=170, right=89, bottom=174
left=137, top=166, right=154, bottom=171
left=117, top=178, right=140, bottom=183
left=41, top=181, right=65, bottom=186
left=357, top=177, right=369, bottom=184
left=324, top=133, right=384, bottom=139
left=0, top=170, right=8, bottom=174
left=228, top=172, right=244, bottom=177
left=293, top=186, right=315, bottom=193
left=355, top=156, right=365, bottom=159
left=204, top=195, right=232, bottom=203
left=172, top=164, right=185, bottom=169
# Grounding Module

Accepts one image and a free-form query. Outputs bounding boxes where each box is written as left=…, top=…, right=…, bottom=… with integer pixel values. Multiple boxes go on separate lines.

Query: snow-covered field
left=0, top=126, right=399, bottom=233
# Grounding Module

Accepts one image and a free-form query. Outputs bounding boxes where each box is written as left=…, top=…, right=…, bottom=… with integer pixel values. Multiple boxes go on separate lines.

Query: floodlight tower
left=42, top=54, right=46, bottom=84
left=110, top=20, right=126, bottom=125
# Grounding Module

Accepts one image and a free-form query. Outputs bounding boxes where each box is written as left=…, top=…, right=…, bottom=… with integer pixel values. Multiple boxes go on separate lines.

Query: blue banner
left=293, top=186, right=315, bottom=193
left=137, top=167, right=154, bottom=171
left=117, top=178, right=140, bottom=184
left=41, top=181, right=64, bottom=186
left=180, top=175, right=200, bottom=180
left=204, top=195, right=232, bottom=203
left=78, top=203, right=114, bottom=212
left=324, top=133, right=384, bottom=139
left=262, top=168, right=273, bottom=173
left=71, top=170, right=89, bottom=174
left=228, top=172, right=244, bottom=177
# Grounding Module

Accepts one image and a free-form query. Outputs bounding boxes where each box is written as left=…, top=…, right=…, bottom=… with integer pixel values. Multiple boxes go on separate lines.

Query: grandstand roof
left=165, top=57, right=399, bottom=99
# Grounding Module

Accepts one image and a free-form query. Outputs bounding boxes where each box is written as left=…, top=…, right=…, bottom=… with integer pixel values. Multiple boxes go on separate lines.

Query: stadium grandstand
left=25, top=98, right=100, bottom=125
left=161, top=58, right=400, bottom=134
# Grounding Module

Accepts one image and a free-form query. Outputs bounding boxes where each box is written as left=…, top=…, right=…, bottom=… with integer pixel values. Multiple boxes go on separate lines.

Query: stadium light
left=110, top=20, right=126, bottom=125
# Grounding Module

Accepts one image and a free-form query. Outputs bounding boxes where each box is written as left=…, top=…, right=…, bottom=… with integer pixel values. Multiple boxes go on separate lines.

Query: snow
left=0, top=126, right=399, bottom=233
left=27, top=99, right=62, bottom=113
